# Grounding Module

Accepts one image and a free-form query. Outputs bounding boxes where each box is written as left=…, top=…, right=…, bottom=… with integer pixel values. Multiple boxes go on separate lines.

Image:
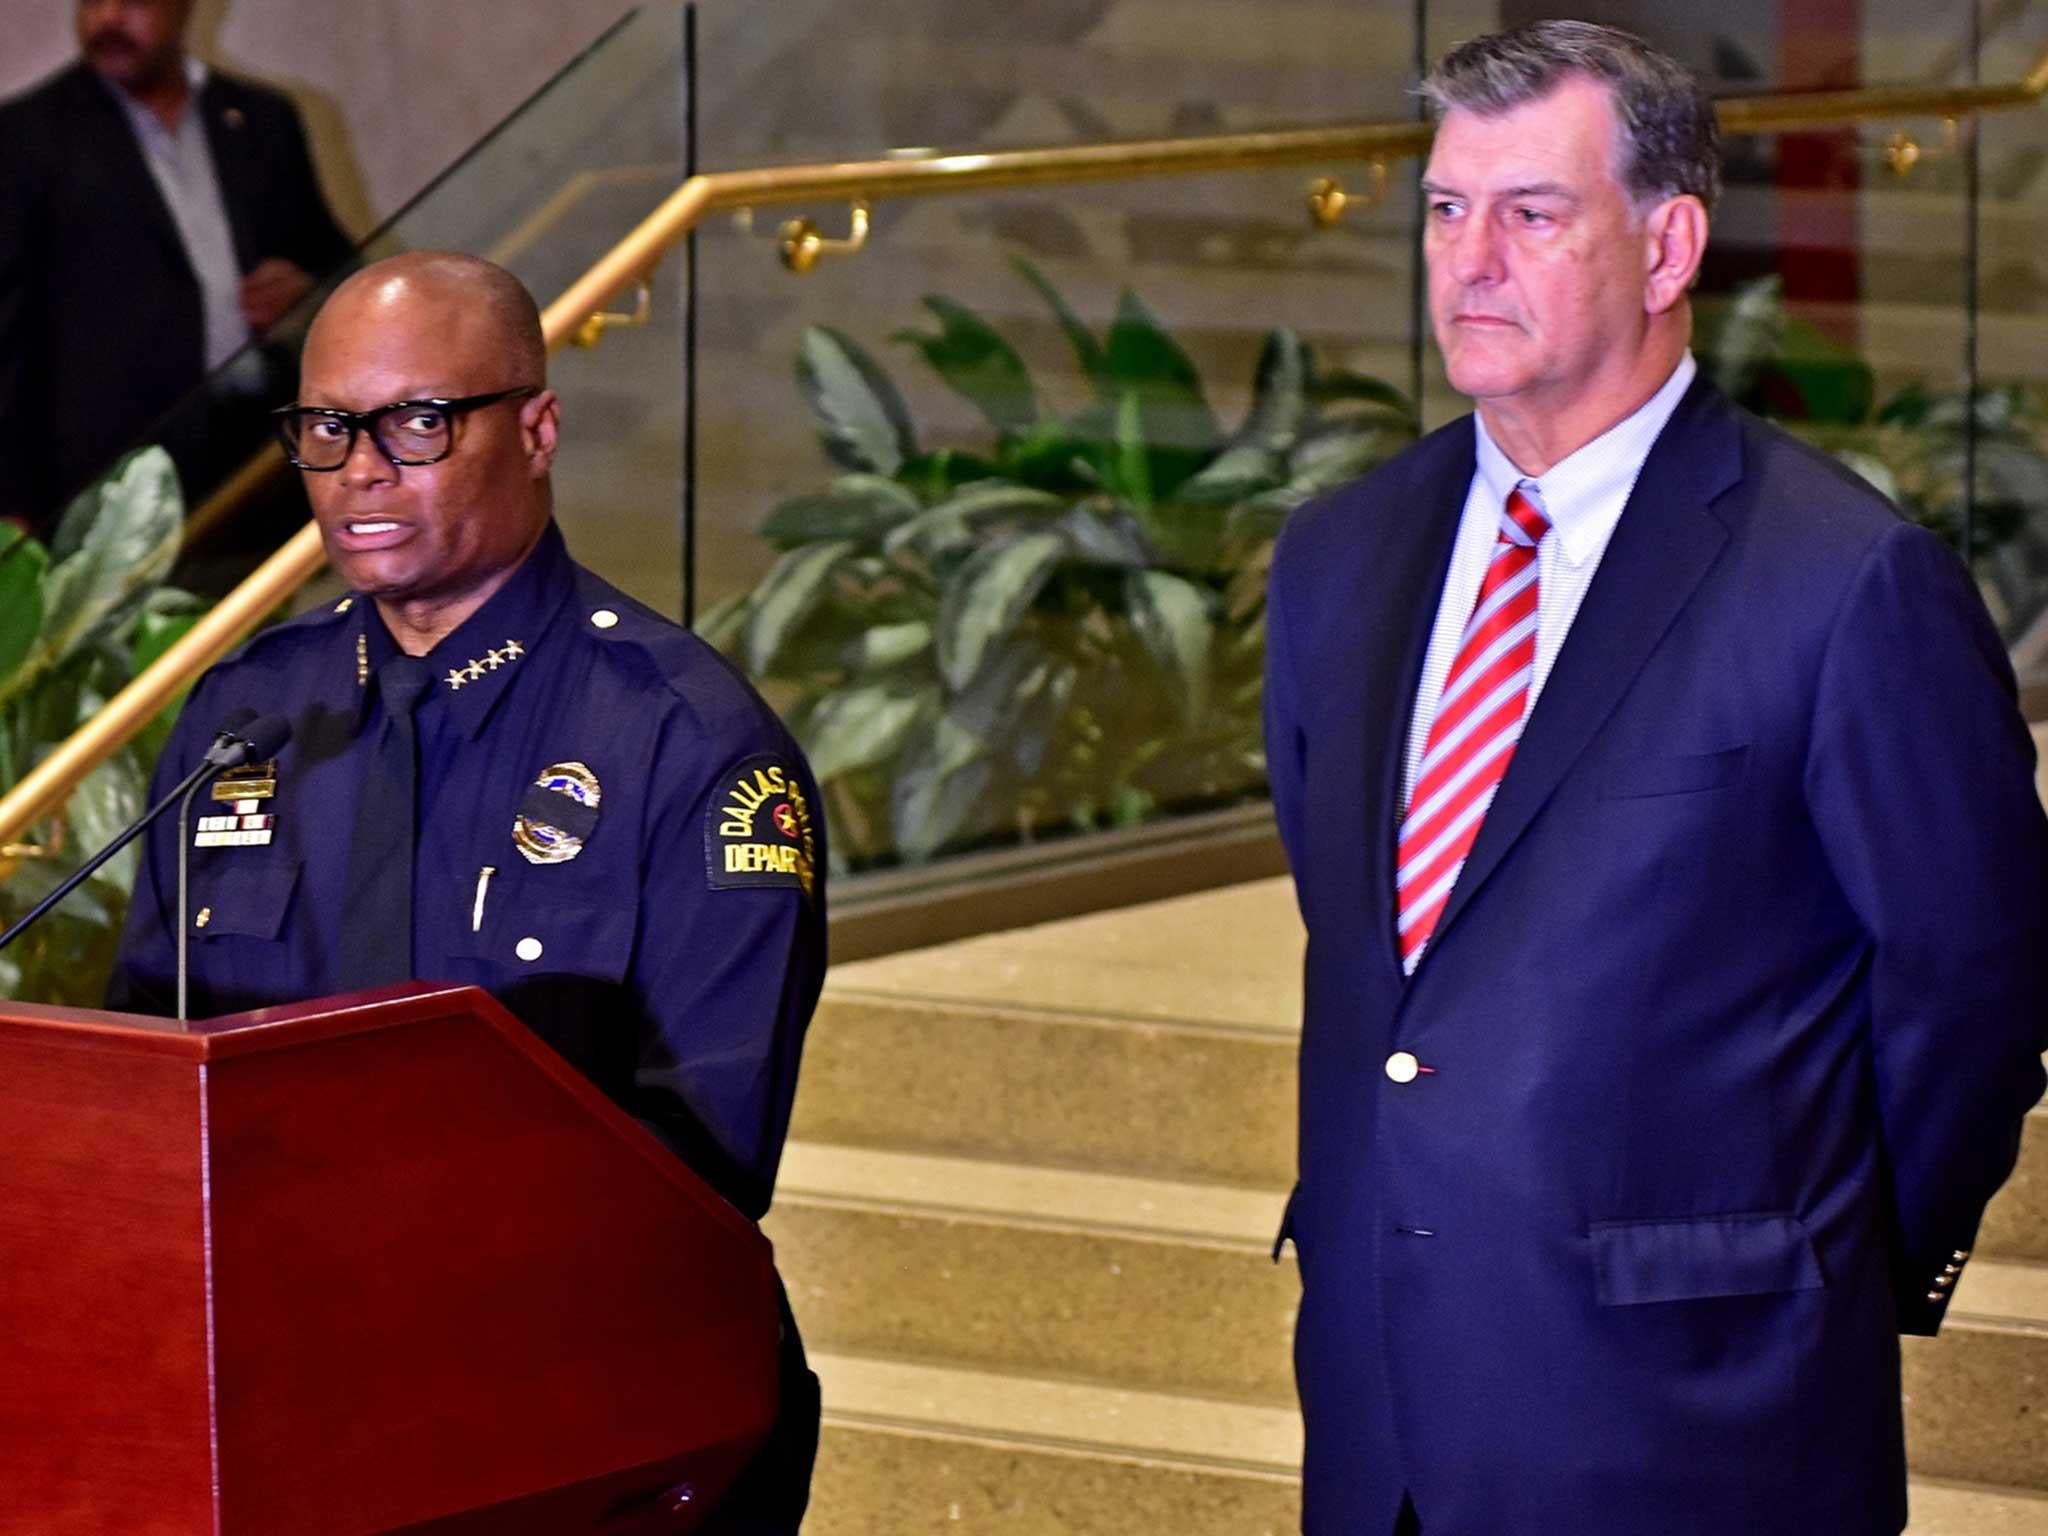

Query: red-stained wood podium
left=0, top=984, right=781, bottom=1535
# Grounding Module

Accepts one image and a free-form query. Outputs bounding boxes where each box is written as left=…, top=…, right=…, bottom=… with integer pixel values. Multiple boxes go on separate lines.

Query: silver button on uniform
left=515, top=936, right=544, bottom=962
left=1385, top=1051, right=1420, bottom=1084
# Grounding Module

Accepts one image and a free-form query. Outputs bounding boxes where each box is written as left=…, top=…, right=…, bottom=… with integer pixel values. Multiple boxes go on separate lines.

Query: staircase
left=764, top=875, right=2048, bottom=1534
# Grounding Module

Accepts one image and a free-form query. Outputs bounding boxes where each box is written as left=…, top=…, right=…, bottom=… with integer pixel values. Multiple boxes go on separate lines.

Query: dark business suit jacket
left=1263, top=377, right=2048, bottom=1536
left=0, top=61, right=351, bottom=531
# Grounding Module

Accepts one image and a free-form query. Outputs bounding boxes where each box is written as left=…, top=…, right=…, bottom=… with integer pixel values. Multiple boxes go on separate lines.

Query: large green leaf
left=1768, top=316, right=1876, bottom=426
left=1286, top=420, right=1405, bottom=494
left=1056, top=505, right=1150, bottom=568
left=1125, top=569, right=1214, bottom=725
left=1110, top=388, right=1153, bottom=512
left=802, top=680, right=932, bottom=781
left=883, top=481, right=1065, bottom=563
left=999, top=420, right=1102, bottom=492
left=1181, top=353, right=1404, bottom=505
left=895, top=296, right=1038, bottom=438
left=758, top=475, right=922, bottom=549
left=898, top=449, right=998, bottom=503
left=66, top=750, right=146, bottom=897
left=1312, top=369, right=1419, bottom=430
left=888, top=640, right=1048, bottom=861
left=37, top=447, right=183, bottom=669
left=0, top=530, right=49, bottom=701
left=1101, top=290, right=1222, bottom=502
left=1239, top=329, right=1312, bottom=451
left=797, top=326, right=916, bottom=475
left=842, top=620, right=934, bottom=671
left=129, top=605, right=205, bottom=762
left=1832, top=449, right=1901, bottom=506
left=742, top=539, right=856, bottom=674
left=936, top=530, right=1068, bottom=691
left=890, top=729, right=994, bottom=864
left=692, top=589, right=752, bottom=654
left=1701, top=275, right=1785, bottom=405
left=1011, top=255, right=1107, bottom=384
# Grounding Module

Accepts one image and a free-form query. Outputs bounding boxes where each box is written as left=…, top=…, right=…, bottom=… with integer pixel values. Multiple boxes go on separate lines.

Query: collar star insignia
left=441, top=637, right=527, bottom=691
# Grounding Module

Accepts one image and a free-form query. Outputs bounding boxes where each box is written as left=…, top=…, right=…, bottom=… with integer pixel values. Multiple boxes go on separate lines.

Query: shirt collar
left=100, top=55, right=207, bottom=133
left=1472, top=350, right=1697, bottom=566
left=350, top=520, right=576, bottom=739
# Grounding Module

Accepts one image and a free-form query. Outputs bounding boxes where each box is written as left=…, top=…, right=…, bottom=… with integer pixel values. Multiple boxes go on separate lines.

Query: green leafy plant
left=702, top=259, right=1418, bottom=867
left=1701, top=275, right=2048, bottom=561
left=0, top=448, right=207, bottom=1004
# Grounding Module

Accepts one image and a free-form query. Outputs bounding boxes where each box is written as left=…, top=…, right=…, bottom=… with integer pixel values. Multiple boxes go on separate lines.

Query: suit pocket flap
left=1590, top=1213, right=1823, bottom=1306
left=190, top=860, right=301, bottom=940
left=1600, top=745, right=1748, bottom=799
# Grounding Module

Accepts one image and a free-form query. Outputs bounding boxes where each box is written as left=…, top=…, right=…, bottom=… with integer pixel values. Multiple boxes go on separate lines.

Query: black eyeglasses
left=270, top=387, right=540, bottom=471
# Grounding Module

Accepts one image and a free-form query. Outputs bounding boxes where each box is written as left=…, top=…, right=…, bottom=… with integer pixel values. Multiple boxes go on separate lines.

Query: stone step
left=769, top=1143, right=2048, bottom=1491
left=791, top=877, right=1304, bottom=1189
left=1906, top=1258, right=2048, bottom=1492
left=805, top=1352, right=1301, bottom=1536
left=787, top=996, right=1296, bottom=1190
left=1979, top=1108, right=2048, bottom=1263
left=801, top=1348, right=2048, bottom=1535
left=767, top=1144, right=1298, bottom=1407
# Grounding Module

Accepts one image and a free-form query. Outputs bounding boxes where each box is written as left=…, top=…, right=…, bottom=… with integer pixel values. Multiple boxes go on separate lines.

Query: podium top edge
left=0, top=983, right=490, bottom=1058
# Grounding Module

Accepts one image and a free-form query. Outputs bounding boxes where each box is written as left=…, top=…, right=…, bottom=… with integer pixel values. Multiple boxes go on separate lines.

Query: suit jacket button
left=1385, top=1051, right=1421, bottom=1084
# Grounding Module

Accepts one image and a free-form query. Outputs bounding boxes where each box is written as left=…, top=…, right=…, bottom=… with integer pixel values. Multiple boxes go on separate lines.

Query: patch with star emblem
left=707, top=754, right=816, bottom=899
left=512, top=760, right=602, bottom=865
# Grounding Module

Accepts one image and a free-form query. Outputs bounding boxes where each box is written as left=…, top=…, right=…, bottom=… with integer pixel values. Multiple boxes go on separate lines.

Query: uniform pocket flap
left=450, top=882, right=637, bottom=983
left=1600, top=745, right=1749, bottom=799
left=1590, top=1213, right=1823, bottom=1306
left=191, top=860, right=302, bottom=940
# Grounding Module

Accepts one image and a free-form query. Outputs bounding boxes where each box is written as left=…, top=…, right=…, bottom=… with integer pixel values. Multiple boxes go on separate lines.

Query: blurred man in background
left=0, top=0, right=352, bottom=536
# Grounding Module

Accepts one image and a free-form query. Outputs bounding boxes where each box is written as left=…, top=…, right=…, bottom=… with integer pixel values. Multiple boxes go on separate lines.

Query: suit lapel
left=1362, top=422, right=1473, bottom=979
left=198, top=78, right=258, bottom=270
left=62, top=64, right=189, bottom=277
left=1424, top=379, right=1743, bottom=955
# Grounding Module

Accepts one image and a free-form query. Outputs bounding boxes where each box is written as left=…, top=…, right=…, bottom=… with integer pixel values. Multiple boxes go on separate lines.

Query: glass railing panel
left=688, top=147, right=1424, bottom=871
left=1973, top=25, right=2048, bottom=701
left=695, top=0, right=1427, bottom=170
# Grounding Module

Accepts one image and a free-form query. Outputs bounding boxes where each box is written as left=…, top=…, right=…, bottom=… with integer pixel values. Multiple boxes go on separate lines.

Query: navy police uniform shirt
left=111, top=520, right=826, bottom=1222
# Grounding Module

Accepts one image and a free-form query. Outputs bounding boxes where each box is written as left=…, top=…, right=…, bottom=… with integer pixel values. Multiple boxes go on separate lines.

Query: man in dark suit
left=1263, top=21, right=2048, bottom=1535
left=0, top=0, right=352, bottom=535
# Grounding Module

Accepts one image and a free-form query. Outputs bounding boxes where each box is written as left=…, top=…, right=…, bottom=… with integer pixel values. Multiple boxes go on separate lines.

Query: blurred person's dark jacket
left=0, top=61, right=351, bottom=536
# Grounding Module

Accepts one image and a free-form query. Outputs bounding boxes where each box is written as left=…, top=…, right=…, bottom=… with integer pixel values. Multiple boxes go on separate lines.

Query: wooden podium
left=0, top=984, right=781, bottom=1535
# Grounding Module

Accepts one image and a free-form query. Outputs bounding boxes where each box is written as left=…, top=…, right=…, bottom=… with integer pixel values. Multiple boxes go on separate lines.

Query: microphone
left=207, top=712, right=291, bottom=769
left=0, top=709, right=275, bottom=968
left=176, top=713, right=291, bottom=1021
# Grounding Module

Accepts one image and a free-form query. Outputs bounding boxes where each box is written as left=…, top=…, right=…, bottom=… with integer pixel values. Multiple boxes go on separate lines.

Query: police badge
left=512, top=761, right=602, bottom=865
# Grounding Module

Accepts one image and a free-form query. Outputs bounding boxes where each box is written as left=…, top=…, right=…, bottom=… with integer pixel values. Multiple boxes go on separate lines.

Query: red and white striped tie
left=1396, top=486, right=1551, bottom=969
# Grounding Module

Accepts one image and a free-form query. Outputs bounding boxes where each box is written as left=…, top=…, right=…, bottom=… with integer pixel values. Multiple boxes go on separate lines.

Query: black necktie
left=337, top=656, right=434, bottom=988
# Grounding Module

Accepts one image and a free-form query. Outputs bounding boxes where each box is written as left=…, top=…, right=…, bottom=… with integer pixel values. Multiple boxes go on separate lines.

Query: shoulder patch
left=707, top=754, right=817, bottom=899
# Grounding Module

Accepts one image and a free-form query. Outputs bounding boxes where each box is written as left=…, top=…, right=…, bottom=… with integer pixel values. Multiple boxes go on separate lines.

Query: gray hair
left=1420, top=21, right=1721, bottom=217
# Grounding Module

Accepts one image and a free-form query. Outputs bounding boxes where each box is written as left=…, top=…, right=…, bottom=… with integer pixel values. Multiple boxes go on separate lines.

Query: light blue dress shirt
left=103, top=57, right=249, bottom=372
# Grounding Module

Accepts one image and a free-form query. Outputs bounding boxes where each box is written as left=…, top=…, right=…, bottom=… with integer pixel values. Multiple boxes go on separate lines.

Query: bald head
left=309, top=251, right=546, bottom=387
left=293, top=249, right=561, bottom=656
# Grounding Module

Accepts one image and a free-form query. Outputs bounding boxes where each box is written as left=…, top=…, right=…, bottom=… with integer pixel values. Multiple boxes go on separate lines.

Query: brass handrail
left=4, top=45, right=2046, bottom=847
